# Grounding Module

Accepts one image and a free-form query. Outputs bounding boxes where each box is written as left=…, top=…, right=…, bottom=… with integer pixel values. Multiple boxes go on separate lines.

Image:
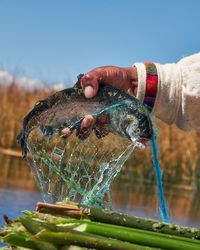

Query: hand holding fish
left=17, top=71, right=152, bottom=158
left=62, top=66, right=138, bottom=139
left=81, top=66, right=138, bottom=98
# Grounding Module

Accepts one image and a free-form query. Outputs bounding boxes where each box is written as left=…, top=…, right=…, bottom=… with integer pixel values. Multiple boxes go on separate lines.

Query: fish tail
left=16, top=130, right=27, bottom=159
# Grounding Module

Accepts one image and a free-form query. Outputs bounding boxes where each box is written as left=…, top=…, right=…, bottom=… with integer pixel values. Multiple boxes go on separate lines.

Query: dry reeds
left=0, top=83, right=51, bottom=149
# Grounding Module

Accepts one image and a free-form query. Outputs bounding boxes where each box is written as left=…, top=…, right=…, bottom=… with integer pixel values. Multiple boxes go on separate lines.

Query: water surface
left=0, top=153, right=200, bottom=228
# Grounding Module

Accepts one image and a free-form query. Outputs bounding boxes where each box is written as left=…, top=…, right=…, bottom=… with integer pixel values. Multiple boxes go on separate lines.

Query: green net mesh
left=18, top=83, right=152, bottom=208
left=27, top=128, right=136, bottom=207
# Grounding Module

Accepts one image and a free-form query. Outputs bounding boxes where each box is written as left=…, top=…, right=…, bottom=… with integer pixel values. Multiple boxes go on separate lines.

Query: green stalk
left=2, top=231, right=38, bottom=249
left=19, top=216, right=46, bottom=235
left=88, top=206, right=200, bottom=240
left=34, top=229, right=156, bottom=250
left=24, top=215, right=200, bottom=250
left=37, top=202, right=200, bottom=239
left=22, top=215, right=200, bottom=246
left=2, top=231, right=57, bottom=250
left=20, top=215, right=80, bottom=234
left=74, top=222, right=200, bottom=250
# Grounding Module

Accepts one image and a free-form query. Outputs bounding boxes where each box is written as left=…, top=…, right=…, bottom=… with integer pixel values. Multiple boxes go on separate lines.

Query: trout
left=17, top=75, right=153, bottom=159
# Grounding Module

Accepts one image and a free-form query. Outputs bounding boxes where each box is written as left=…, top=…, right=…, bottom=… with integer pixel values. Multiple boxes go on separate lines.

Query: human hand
left=81, top=66, right=138, bottom=98
left=62, top=66, right=138, bottom=139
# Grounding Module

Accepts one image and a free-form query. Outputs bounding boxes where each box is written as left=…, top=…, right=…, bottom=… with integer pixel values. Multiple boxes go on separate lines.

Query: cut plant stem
left=37, top=202, right=200, bottom=239
left=33, top=229, right=156, bottom=250
left=2, top=231, right=57, bottom=250
left=74, top=222, right=200, bottom=250
left=21, top=215, right=200, bottom=250
left=21, top=217, right=200, bottom=250
left=22, top=215, right=200, bottom=246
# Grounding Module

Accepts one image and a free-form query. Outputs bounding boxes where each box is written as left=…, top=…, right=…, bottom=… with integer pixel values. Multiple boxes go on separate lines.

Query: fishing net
left=27, top=126, right=138, bottom=207
left=19, top=83, right=152, bottom=208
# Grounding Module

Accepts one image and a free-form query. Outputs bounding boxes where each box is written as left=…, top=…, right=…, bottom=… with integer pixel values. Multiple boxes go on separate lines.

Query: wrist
left=133, top=62, right=158, bottom=111
left=143, top=62, right=158, bottom=110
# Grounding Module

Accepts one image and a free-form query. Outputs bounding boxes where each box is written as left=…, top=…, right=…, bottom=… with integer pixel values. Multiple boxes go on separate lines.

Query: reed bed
left=0, top=84, right=51, bottom=149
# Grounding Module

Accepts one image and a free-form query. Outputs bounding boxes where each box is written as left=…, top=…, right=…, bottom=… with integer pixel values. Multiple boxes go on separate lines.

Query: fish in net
left=17, top=75, right=153, bottom=207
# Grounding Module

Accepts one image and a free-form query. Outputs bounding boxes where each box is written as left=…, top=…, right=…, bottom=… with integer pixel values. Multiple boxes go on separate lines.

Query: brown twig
left=36, top=202, right=90, bottom=219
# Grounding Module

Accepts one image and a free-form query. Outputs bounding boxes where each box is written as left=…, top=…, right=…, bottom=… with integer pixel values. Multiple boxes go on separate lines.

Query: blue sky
left=0, top=0, right=199, bottom=85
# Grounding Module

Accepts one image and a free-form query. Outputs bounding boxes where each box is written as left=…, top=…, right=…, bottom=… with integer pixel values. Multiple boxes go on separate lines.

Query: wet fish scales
left=17, top=80, right=152, bottom=159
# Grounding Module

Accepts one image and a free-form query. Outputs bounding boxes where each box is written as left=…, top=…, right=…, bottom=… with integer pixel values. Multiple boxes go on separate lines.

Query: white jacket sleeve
left=134, top=52, right=200, bottom=131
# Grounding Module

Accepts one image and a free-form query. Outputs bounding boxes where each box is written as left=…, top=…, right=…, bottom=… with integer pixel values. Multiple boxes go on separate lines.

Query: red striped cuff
left=143, top=62, right=158, bottom=110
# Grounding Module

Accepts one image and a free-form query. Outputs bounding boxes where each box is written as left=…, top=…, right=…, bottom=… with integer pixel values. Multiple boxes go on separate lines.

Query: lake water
left=0, top=153, right=200, bottom=229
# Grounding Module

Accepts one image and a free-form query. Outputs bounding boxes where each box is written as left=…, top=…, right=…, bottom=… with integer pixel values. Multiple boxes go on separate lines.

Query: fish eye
left=135, top=128, right=140, bottom=134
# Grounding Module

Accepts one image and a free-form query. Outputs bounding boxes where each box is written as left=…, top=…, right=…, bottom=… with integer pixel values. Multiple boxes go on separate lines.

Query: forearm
left=134, top=52, right=200, bottom=131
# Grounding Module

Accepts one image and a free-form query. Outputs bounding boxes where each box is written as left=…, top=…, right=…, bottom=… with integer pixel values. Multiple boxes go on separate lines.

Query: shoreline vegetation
left=0, top=83, right=200, bottom=189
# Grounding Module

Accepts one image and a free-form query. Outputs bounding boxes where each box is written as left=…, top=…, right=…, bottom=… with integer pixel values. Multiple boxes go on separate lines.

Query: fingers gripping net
left=27, top=129, right=136, bottom=207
